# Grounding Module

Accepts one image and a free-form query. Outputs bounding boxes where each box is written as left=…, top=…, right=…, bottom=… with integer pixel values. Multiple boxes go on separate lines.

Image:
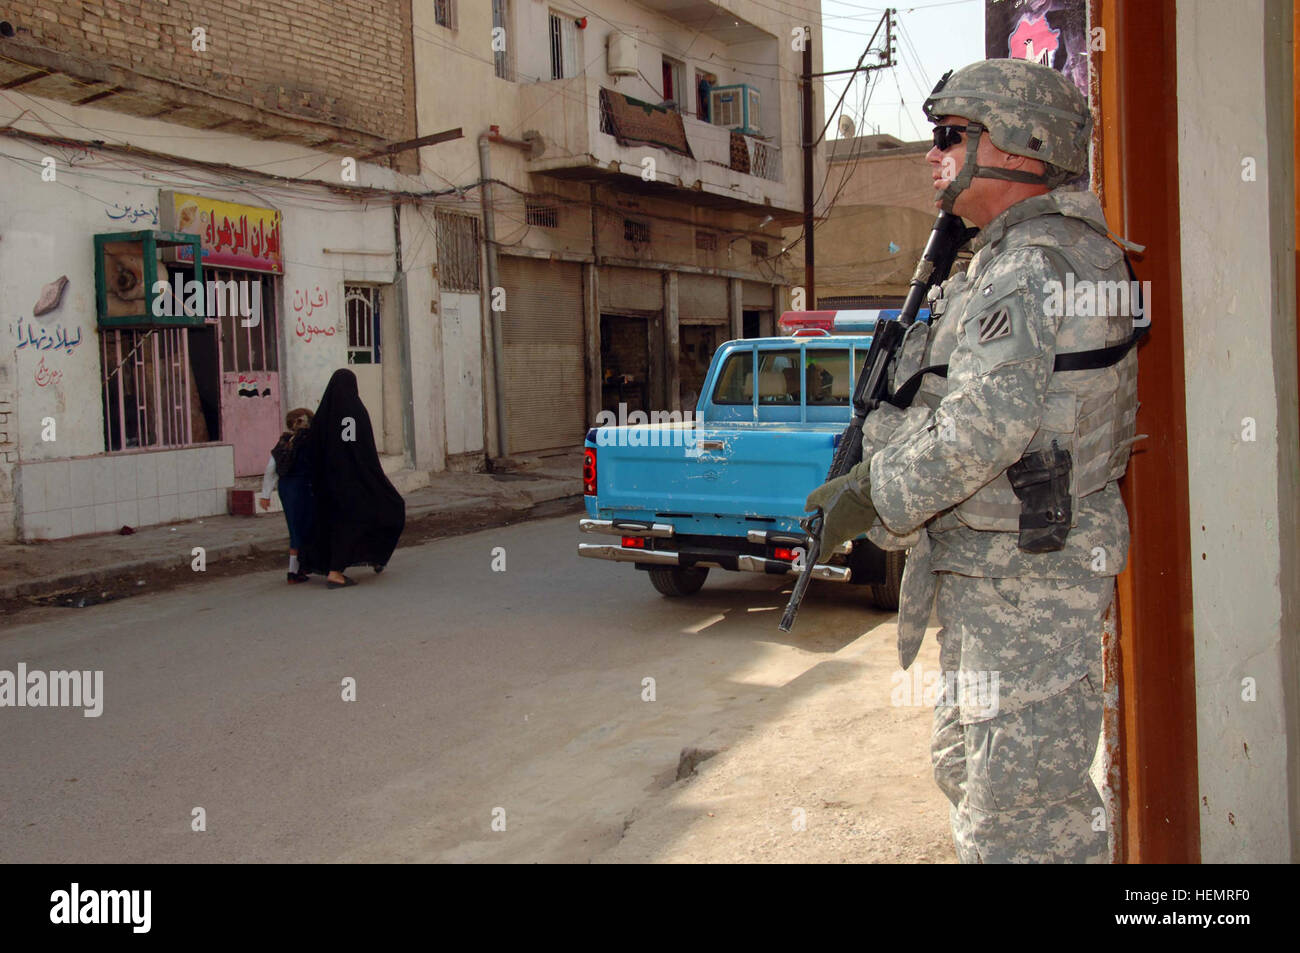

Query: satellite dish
left=838, top=114, right=856, bottom=139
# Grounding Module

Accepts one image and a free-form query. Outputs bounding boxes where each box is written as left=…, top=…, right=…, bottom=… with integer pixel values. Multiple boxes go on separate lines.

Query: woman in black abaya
left=300, top=369, right=405, bottom=588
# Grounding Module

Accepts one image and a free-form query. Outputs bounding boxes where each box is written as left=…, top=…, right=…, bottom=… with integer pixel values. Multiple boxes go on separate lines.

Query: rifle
left=778, top=211, right=974, bottom=633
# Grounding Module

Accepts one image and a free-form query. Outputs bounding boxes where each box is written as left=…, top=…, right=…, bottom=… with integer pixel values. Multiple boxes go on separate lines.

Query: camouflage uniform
left=862, top=61, right=1139, bottom=863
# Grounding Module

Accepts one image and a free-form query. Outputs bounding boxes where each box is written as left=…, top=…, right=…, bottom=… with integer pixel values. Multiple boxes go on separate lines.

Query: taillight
left=621, top=536, right=646, bottom=549
left=774, top=546, right=797, bottom=562
left=583, top=448, right=597, bottom=495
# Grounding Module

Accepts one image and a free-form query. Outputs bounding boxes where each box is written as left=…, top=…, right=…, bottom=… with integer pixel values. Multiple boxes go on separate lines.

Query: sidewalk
left=0, top=451, right=583, bottom=605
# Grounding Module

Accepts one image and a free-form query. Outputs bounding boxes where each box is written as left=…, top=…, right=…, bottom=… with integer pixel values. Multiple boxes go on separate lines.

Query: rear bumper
left=577, top=543, right=852, bottom=582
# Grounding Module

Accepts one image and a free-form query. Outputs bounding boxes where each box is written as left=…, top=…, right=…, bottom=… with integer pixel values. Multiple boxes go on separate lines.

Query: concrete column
left=664, top=271, right=680, bottom=412
left=728, top=277, right=743, bottom=341
left=583, top=263, right=601, bottom=426
left=1177, top=0, right=1299, bottom=861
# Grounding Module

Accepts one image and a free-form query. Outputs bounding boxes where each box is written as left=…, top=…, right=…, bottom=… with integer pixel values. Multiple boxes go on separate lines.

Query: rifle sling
left=885, top=326, right=1147, bottom=410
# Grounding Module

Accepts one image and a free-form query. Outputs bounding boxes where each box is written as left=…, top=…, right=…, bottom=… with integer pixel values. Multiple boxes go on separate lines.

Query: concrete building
left=0, top=1, right=441, bottom=542
left=410, top=0, right=824, bottom=458
left=813, top=133, right=935, bottom=307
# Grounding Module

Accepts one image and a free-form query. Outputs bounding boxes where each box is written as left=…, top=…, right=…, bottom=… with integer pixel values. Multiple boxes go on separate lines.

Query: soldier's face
left=927, top=114, right=1044, bottom=225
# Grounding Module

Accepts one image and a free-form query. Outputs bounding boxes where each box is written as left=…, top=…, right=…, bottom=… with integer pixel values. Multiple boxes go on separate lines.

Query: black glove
left=804, top=462, right=876, bottom=555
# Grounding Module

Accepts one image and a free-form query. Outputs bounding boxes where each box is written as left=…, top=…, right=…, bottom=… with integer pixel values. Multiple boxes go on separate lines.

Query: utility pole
left=801, top=26, right=815, bottom=306
left=800, top=10, right=896, bottom=311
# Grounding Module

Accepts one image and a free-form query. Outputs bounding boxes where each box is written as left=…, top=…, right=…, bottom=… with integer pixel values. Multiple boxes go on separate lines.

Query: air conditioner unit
left=709, top=84, right=761, bottom=135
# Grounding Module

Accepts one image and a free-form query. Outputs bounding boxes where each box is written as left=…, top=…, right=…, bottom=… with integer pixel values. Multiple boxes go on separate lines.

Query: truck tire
left=648, top=566, right=709, bottom=597
left=869, top=549, right=906, bottom=610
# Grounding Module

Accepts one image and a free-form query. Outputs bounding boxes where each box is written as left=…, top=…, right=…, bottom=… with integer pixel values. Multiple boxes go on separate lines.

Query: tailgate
left=596, top=425, right=838, bottom=520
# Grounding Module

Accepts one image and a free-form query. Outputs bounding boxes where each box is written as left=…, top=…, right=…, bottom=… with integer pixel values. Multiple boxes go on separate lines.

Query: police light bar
left=779, top=308, right=929, bottom=335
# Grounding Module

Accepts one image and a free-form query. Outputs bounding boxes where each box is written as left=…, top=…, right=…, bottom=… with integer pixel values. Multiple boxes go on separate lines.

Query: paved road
left=0, top=515, right=937, bottom=863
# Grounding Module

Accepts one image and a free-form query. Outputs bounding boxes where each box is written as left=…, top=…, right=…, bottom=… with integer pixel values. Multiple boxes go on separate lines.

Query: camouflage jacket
left=867, top=187, right=1139, bottom=580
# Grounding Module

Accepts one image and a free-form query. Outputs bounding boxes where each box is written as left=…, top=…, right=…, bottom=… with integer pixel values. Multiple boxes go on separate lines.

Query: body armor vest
left=905, top=191, right=1141, bottom=534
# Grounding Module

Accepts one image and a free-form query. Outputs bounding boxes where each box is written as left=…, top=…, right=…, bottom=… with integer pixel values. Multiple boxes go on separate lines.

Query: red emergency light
left=779, top=310, right=888, bottom=335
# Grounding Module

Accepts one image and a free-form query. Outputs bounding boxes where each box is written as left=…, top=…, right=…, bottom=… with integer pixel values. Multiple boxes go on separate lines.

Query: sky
left=820, top=0, right=986, bottom=143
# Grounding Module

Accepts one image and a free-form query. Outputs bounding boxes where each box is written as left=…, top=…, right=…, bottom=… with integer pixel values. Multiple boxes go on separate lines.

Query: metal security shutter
left=679, top=273, right=727, bottom=321
left=499, top=256, right=585, bottom=453
left=599, top=266, right=662, bottom=312
left=743, top=280, right=774, bottom=308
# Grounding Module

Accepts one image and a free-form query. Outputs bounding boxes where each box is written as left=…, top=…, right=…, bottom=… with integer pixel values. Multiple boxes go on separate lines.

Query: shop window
left=345, top=285, right=381, bottom=365
left=101, top=325, right=218, bottom=451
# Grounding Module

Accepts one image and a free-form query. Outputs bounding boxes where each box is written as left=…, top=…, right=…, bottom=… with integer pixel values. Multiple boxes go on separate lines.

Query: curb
left=1, top=483, right=583, bottom=603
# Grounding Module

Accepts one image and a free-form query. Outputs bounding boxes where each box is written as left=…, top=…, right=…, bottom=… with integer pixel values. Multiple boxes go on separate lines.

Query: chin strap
left=938, top=120, right=1052, bottom=213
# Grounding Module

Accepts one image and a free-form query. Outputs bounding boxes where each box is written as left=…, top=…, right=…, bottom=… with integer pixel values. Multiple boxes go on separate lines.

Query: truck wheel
left=648, top=566, right=709, bottom=597
left=869, top=550, right=906, bottom=610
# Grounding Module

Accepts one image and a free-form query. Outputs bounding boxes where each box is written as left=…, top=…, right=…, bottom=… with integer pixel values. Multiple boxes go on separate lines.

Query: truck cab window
left=806, top=349, right=850, bottom=405
left=757, top=349, right=800, bottom=404
left=712, top=349, right=755, bottom=405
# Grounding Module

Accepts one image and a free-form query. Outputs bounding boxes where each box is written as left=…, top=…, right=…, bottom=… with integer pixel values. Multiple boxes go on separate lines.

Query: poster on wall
left=985, top=0, right=1089, bottom=96
left=159, top=191, right=283, bottom=273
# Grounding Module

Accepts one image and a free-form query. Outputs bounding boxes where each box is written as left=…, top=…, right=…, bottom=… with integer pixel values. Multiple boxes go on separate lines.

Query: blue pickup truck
left=578, top=311, right=922, bottom=610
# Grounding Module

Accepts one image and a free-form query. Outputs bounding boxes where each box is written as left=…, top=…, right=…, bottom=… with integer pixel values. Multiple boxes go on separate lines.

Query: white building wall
left=1176, top=0, right=1299, bottom=861
left=0, top=93, right=447, bottom=540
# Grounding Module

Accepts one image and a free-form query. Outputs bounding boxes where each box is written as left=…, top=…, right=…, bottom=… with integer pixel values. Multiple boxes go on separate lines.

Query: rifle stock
left=778, top=211, right=972, bottom=633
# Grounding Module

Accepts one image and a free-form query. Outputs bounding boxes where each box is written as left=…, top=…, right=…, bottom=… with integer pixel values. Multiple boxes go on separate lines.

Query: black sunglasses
left=932, top=124, right=971, bottom=151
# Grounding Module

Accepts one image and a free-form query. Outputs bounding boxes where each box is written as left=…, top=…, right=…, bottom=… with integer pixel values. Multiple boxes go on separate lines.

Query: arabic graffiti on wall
left=35, top=355, right=63, bottom=388
left=12, top=317, right=83, bottom=354
left=292, top=287, right=335, bottom=343
left=105, top=202, right=159, bottom=225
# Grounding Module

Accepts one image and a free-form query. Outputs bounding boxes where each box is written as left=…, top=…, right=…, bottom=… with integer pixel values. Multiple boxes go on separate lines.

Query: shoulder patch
left=977, top=308, right=1012, bottom=344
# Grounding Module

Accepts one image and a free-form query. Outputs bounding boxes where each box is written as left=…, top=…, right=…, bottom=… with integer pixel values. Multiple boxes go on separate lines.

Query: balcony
left=517, top=75, right=798, bottom=219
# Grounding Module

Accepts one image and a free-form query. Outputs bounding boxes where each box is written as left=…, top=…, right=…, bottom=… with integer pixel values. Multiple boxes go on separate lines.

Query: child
left=259, top=408, right=315, bottom=583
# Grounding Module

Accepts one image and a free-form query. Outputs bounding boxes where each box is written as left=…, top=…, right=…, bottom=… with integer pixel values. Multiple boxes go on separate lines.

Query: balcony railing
left=597, top=90, right=781, bottom=184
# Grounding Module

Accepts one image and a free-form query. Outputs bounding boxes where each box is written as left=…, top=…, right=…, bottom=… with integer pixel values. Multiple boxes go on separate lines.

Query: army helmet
left=924, top=58, right=1092, bottom=185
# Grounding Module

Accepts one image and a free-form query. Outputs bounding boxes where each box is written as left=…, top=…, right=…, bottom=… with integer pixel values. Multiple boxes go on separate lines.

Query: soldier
left=806, top=59, right=1142, bottom=862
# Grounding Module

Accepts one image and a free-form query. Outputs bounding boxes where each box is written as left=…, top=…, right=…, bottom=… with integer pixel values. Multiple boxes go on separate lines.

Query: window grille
left=549, top=12, right=579, bottom=79
left=345, top=285, right=381, bottom=365
left=526, top=202, right=559, bottom=228
left=210, top=269, right=278, bottom=375
left=435, top=210, right=482, bottom=292
left=750, top=239, right=769, bottom=258
left=695, top=231, right=718, bottom=252
left=624, top=219, right=650, bottom=244
left=101, top=327, right=194, bottom=451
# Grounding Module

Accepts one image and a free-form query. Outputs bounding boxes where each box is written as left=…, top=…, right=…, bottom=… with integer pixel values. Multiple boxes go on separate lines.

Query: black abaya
left=300, top=369, right=405, bottom=574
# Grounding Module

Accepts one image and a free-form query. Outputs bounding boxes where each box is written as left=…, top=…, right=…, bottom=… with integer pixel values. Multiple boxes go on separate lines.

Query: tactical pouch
left=1006, top=440, right=1073, bottom=553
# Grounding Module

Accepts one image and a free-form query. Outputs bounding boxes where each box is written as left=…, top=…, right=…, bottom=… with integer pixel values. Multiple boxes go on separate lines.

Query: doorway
left=600, top=314, right=650, bottom=417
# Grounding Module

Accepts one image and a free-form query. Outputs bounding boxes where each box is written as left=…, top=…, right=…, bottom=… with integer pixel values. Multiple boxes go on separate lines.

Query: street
left=0, top=515, right=951, bottom=863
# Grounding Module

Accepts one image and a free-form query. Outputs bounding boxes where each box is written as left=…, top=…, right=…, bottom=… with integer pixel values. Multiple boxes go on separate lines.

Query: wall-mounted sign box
left=94, top=230, right=206, bottom=328
left=159, top=191, right=283, bottom=273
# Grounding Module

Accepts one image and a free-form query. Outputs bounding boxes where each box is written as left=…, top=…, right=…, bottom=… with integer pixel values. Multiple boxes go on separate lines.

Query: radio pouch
left=1006, top=440, right=1073, bottom=553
